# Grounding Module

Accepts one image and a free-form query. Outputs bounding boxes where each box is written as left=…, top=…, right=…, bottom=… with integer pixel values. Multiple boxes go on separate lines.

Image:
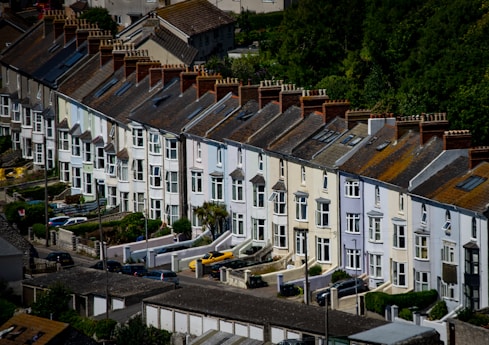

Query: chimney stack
left=196, top=73, right=222, bottom=99
left=162, top=64, right=187, bottom=86
left=300, top=89, right=329, bottom=117
left=279, top=84, right=303, bottom=113
left=238, top=82, right=259, bottom=107
left=99, top=39, right=115, bottom=66
left=76, top=20, right=98, bottom=50
left=419, top=112, right=449, bottom=145
left=180, top=66, right=200, bottom=94
left=112, top=42, right=133, bottom=72
left=136, top=60, right=161, bottom=84
left=215, top=77, right=240, bottom=102
left=395, top=115, right=421, bottom=140
left=64, top=18, right=78, bottom=45
left=323, top=100, right=351, bottom=125
left=124, top=50, right=150, bottom=79
left=88, top=31, right=112, bottom=55
left=52, top=12, right=66, bottom=39
left=443, top=130, right=472, bottom=150
left=469, top=147, right=489, bottom=170
left=258, top=80, right=283, bottom=109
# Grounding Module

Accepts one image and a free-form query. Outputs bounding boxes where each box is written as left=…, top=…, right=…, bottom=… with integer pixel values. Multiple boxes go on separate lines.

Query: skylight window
left=94, top=78, right=118, bottom=98
left=341, top=134, right=355, bottom=145
left=349, top=137, right=363, bottom=146
left=376, top=140, right=391, bottom=151
left=64, top=52, right=83, bottom=68
left=456, top=175, right=486, bottom=191
left=115, top=82, right=132, bottom=96
left=187, top=106, right=203, bottom=120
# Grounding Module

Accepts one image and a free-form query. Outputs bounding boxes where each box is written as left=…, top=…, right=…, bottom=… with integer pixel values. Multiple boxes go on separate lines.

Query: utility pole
left=44, top=134, right=49, bottom=247
left=304, top=229, right=309, bottom=305
left=97, top=180, right=109, bottom=319
left=353, top=238, right=358, bottom=315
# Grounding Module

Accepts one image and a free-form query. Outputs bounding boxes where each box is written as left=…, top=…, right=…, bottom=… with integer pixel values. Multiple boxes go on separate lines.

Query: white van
left=62, top=217, right=88, bottom=226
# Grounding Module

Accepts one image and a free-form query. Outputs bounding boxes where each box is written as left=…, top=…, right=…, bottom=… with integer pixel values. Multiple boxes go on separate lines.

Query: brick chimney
left=323, top=100, right=351, bottom=125
left=258, top=80, right=283, bottom=109
left=136, top=60, right=161, bottom=84
left=64, top=18, right=78, bottom=45
left=112, top=42, right=133, bottom=72
left=88, top=31, right=112, bottom=55
left=279, top=84, right=303, bottom=113
left=124, top=50, right=150, bottom=79
left=76, top=20, right=98, bottom=50
left=238, top=82, right=259, bottom=107
left=162, top=64, right=187, bottom=86
left=395, top=115, right=421, bottom=140
left=99, top=39, right=114, bottom=66
left=443, top=130, right=472, bottom=150
left=196, top=73, right=222, bottom=99
left=149, top=67, right=162, bottom=88
left=52, top=12, right=66, bottom=39
left=300, top=89, right=329, bottom=117
left=180, top=66, right=200, bottom=94
left=419, top=112, right=450, bottom=145
left=469, top=147, right=489, bottom=170
left=215, top=78, right=240, bottom=102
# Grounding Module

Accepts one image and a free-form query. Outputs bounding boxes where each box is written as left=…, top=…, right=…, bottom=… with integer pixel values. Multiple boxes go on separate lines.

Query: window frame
left=252, top=218, right=265, bottom=241
left=393, top=224, right=406, bottom=249
left=232, top=179, right=244, bottom=201
left=132, top=128, right=144, bottom=147
left=345, top=180, right=360, bottom=198
left=148, top=132, right=161, bottom=154
left=191, top=171, right=203, bottom=193
left=369, top=253, right=382, bottom=278
left=414, top=234, right=429, bottom=260
left=316, top=237, right=330, bottom=262
left=150, top=165, right=162, bottom=187
left=368, top=217, right=382, bottom=242
left=273, top=223, right=287, bottom=248
left=346, top=213, right=360, bottom=233
left=165, top=171, right=178, bottom=193
left=392, top=261, right=407, bottom=287
left=316, top=201, right=330, bottom=228
left=211, top=176, right=224, bottom=201
left=232, top=212, right=244, bottom=236
left=165, top=138, right=178, bottom=160
left=253, top=184, right=265, bottom=208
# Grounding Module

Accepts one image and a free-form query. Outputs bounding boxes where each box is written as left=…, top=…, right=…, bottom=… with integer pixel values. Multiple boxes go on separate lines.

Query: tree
left=194, top=202, right=229, bottom=239
left=79, top=7, right=118, bottom=36
left=171, top=217, right=192, bottom=240
left=30, top=282, right=72, bottom=321
left=114, top=314, right=171, bottom=345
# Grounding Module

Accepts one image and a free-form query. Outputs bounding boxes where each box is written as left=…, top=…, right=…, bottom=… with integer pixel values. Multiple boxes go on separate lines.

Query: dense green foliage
left=429, top=299, right=448, bottom=320
left=194, top=202, right=229, bottom=239
left=399, top=307, right=413, bottom=321
left=0, top=136, right=12, bottom=153
left=233, top=0, right=489, bottom=144
left=331, top=269, right=351, bottom=283
left=171, top=217, right=192, bottom=240
left=308, top=264, right=323, bottom=276
left=8, top=182, right=68, bottom=201
left=365, top=289, right=438, bottom=315
left=457, top=308, right=489, bottom=327
left=0, top=280, right=18, bottom=325
left=4, top=201, right=47, bottom=234
left=32, top=223, right=47, bottom=239
left=31, top=282, right=73, bottom=320
left=114, top=314, right=171, bottom=345
left=79, top=7, right=118, bottom=36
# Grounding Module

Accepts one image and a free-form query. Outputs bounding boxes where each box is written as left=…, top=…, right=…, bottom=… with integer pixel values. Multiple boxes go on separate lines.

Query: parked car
left=188, top=251, right=234, bottom=271
left=45, top=251, right=74, bottom=267
left=48, top=216, right=69, bottom=227
left=62, top=217, right=88, bottom=226
left=277, top=338, right=315, bottom=345
left=143, top=270, right=179, bottom=286
left=280, top=283, right=302, bottom=297
left=121, top=264, right=147, bottom=277
left=90, top=260, right=122, bottom=273
left=209, top=258, right=248, bottom=278
left=316, top=277, right=369, bottom=306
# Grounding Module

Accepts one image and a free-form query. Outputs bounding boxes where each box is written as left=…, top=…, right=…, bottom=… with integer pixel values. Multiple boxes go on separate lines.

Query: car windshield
left=202, top=253, right=211, bottom=259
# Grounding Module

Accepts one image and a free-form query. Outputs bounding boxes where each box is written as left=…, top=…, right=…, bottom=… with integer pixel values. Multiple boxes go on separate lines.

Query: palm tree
left=194, top=202, right=229, bottom=239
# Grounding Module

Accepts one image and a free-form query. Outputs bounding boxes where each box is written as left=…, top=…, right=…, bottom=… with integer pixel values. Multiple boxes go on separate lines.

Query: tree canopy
left=79, top=7, right=118, bottom=36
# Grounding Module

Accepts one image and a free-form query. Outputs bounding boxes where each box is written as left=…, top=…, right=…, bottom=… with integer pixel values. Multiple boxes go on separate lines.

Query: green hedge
left=365, top=289, right=438, bottom=315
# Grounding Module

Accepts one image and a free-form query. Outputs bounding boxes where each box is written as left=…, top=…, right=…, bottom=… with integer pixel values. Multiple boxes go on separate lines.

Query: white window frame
left=107, top=154, right=116, bottom=177
left=34, top=143, right=43, bottom=164
left=72, top=167, right=81, bottom=188
left=196, top=142, right=202, bottom=162
left=273, top=223, right=287, bottom=248
left=415, top=235, right=429, bottom=260
left=252, top=218, right=265, bottom=241
left=133, top=159, right=144, bottom=181
left=232, top=212, right=244, bottom=235
left=108, top=186, right=117, bottom=207
left=393, top=224, right=406, bottom=249
left=0, top=95, right=9, bottom=117
left=150, top=198, right=162, bottom=219
left=191, top=171, right=203, bottom=193
left=345, top=180, right=360, bottom=198
left=232, top=179, right=244, bottom=201
left=441, top=281, right=456, bottom=300
left=442, top=242, right=456, bottom=264
left=84, top=172, right=93, bottom=195
left=399, top=193, right=405, bottom=213
left=150, top=165, right=162, bottom=187
left=301, top=166, right=306, bottom=184
left=317, top=237, right=330, bottom=262
left=295, top=230, right=306, bottom=255
left=216, top=147, right=223, bottom=166
left=237, top=148, right=243, bottom=166
left=295, top=195, right=308, bottom=221
left=421, top=204, right=427, bottom=224
left=12, top=102, right=20, bottom=122
left=118, top=160, right=129, bottom=182
left=120, top=192, right=129, bottom=212
left=72, top=137, right=81, bottom=156
left=133, top=193, right=145, bottom=213
left=316, top=201, right=329, bottom=228
left=165, top=171, right=178, bottom=193
left=258, top=153, right=263, bottom=171
left=392, top=261, right=407, bottom=287
left=211, top=177, right=224, bottom=201
left=96, top=147, right=105, bottom=169
left=166, top=204, right=179, bottom=225
left=253, top=184, right=265, bottom=208
left=442, top=210, right=451, bottom=233
left=323, top=171, right=328, bottom=190
left=279, top=159, right=285, bottom=178
left=84, top=142, right=92, bottom=163
left=346, top=248, right=360, bottom=270
left=374, top=185, right=380, bottom=206
left=272, top=191, right=286, bottom=215
left=149, top=132, right=161, bottom=154
left=415, top=271, right=430, bottom=291
left=165, top=138, right=178, bottom=160
left=346, top=213, right=360, bottom=233
left=368, top=217, right=381, bottom=242
left=59, top=131, right=69, bottom=151
left=59, top=161, right=70, bottom=182
left=33, top=112, right=43, bottom=133
left=12, top=132, right=21, bottom=150
left=369, top=253, right=382, bottom=278
left=132, top=128, right=144, bottom=147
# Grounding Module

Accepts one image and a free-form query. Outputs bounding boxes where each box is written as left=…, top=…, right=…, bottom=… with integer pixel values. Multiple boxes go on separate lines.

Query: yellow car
left=188, top=251, right=234, bottom=271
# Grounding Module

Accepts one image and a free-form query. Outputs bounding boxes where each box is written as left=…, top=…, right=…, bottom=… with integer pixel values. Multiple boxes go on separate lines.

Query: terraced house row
left=1, top=8, right=489, bottom=318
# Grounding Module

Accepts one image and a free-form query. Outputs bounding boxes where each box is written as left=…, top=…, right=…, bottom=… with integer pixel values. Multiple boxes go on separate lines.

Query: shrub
left=429, top=300, right=448, bottom=320
left=192, top=236, right=213, bottom=247
left=32, top=223, right=46, bottom=239
left=308, top=264, right=322, bottom=276
left=365, top=289, right=438, bottom=315
left=331, top=269, right=350, bottom=283
left=399, top=308, right=413, bottom=321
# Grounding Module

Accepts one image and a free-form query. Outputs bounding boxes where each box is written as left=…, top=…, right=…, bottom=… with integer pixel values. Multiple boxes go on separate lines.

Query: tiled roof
left=248, top=104, right=302, bottom=149
left=150, top=26, right=198, bottom=65
left=155, top=0, right=235, bottom=36
left=144, top=285, right=388, bottom=338
left=423, top=161, right=489, bottom=213
left=269, top=112, right=326, bottom=155
left=206, top=98, right=248, bottom=142
left=0, top=12, right=31, bottom=54
left=0, top=314, right=69, bottom=345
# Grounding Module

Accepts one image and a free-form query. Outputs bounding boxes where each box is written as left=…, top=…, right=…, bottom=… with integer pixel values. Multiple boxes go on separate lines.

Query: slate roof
left=0, top=12, right=31, bottom=54
left=185, top=95, right=241, bottom=138
left=205, top=97, right=249, bottom=142
left=340, top=125, right=444, bottom=188
left=415, top=161, right=489, bottom=213
left=248, top=104, right=302, bottom=149
left=311, top=120, right=365, bottom=168
left=149, top=26, right=198, bottom=65
left=144, top=285, right=388, bottom=338
left=0, top=236, right=22, bottom=256
left=292, top=117, right=348, bottom=162
left=22, top=266, right=173, bottom=300
left=269, top=112, right=326, bottom=156
left=155, top=0, right=235, bottom=36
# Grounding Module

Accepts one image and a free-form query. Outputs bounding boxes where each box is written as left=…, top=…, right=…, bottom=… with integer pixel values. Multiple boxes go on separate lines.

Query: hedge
left=365, top=289, right=438, bottom=315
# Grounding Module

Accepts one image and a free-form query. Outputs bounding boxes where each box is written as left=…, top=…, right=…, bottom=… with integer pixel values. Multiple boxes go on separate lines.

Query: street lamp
left=352, top=238, right=359, bottom=315
left=144, top=198, right=148, bottom=268
left=96, top=179, right=109, bottom=319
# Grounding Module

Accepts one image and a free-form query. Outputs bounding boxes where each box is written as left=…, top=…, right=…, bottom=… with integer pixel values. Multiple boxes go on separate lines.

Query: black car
left=209, top=258, right=248, bottom=278
left=45, top=251, right=74, bottom=267
left=280, top=283, right=302, bottom=297
left=316, top=277, right=369, bottom=306
left=90, top=260, right=122, bottom=273
left=121, top=264, right=147, bottom=277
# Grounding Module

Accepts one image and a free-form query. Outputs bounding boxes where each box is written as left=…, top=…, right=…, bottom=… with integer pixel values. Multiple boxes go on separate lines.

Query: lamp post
left=144, top=198, right=148, bottom=268
left=96, top=180, right=109, bottom=319
left=352, top=238, right=358, bottom=315
left=44, top=134, right=49, bottom=247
